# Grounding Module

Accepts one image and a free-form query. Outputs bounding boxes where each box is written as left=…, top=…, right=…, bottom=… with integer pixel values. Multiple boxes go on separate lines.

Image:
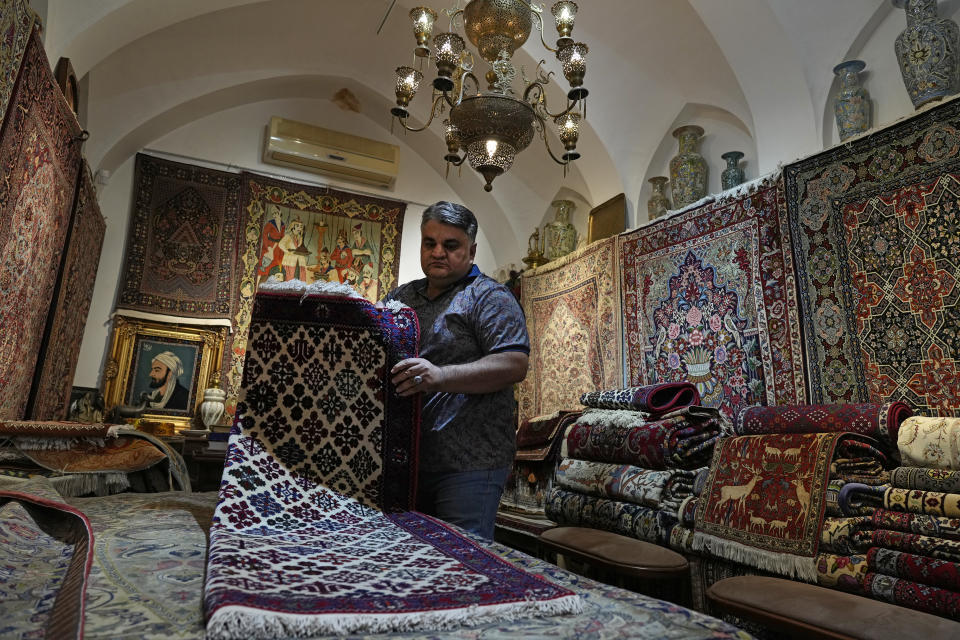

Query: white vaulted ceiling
left=39, top=0, right=942, bottom=268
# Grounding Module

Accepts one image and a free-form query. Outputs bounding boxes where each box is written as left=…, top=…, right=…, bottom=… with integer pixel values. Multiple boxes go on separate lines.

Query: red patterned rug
left=785, top=98, right=960, bottom=416
left=735, top=403, right=912, bottom=448
left=0, top=0, right=34, bottom=123
left=29, top=164, right=106, bottom=420
left=619, top=175, right=805, bottom=422
left=0, top=26, right=83, bottom=421
left=694, top=432, right=885, bottom=581
left=517, top=238, right=623, bottom=425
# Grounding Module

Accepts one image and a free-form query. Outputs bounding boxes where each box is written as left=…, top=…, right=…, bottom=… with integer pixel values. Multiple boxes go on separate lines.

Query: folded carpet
left=868, top=547, right=960, bottom=591
left=815, top=552, right=868, bottom=592
left=862, top=572, right=960, bottom=620
left=563, top=407, right=721, bottom=470
left=734, top=403, right=911, bottom=448
left=694, top=432, right=887, bottom=581
left=545, top=487, right=671, bottom=545
left=204, top=290, right=581, bottom=639
left=579, top=382, right=700, bottom=416
left=891, top=467, right=960, bottom=493
left=871, top=509, right=960, bottom=541
left=554, top=457, right=704, bottom=512
left=898, top=417, right=960, bottom=469
left=884, top=487, right=960, bottom=519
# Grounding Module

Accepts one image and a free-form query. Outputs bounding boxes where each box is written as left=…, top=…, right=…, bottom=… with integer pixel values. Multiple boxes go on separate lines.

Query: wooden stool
left=538, top=526, right=689, bottom=604
left=706, top=576, right=960, bottom=639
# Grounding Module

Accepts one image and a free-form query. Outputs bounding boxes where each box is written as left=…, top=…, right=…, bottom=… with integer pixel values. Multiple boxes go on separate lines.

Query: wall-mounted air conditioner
left=262, top=116, right=399, bottom=189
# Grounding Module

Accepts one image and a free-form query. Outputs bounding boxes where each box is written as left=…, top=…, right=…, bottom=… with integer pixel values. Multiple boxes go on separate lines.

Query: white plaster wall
left=73, top=97, right=501, bottom=387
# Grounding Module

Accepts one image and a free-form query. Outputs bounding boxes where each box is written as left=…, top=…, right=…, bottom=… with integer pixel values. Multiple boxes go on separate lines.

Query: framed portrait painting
left=101, top=316, right=226, bottom=432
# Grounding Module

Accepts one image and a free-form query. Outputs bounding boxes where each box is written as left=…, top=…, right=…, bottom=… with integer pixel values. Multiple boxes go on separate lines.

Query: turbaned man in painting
left=145, top=351, right=190, bottom=411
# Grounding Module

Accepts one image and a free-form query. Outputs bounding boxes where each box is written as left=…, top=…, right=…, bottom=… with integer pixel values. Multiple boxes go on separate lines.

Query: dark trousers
left=416, top=466, right=511, bottom=541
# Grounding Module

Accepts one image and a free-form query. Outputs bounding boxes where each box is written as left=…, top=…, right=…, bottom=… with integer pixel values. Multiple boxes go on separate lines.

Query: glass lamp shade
left=443, top=119, right=461, bottom=161
left=410, top=7, right=438, bottom=57
left=392, top=66, right=423, bottom=116
left=555, top=112, right=581, bottom=161
left=557, top=41, right=588, bottom=99
left=551, top=1, right=577, bottom=44
left=466, top=138, right=517, bottom=192
left=433, top=32, right=465, bottom=91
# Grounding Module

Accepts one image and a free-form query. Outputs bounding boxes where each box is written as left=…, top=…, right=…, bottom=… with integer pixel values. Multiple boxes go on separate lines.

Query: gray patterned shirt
left=386, top=265, right=529, bottom=472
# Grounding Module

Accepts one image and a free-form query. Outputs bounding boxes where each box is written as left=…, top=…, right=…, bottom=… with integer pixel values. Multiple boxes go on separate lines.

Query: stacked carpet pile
left=498, top=410, right=581, bottom=535
left=545, top=382, right=719, bottom=546
left=0, top=420, right=189, bottom=496
left=816, top=416, right=960, bottom=621
left=204, top=286, right=582, bottom=639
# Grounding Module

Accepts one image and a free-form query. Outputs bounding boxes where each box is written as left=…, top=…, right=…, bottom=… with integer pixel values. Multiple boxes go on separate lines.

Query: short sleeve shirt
left=386, top=265, right=529, bottom=472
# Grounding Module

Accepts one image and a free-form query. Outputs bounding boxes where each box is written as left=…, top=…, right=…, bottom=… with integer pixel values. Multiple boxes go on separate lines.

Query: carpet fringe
left=206, top=595, right=583, bottom=639
left=692, top=530, right=818, bottom=583
left=12, top=437, right=108, bottom=450
left=49, top=472, right=131, bottom=497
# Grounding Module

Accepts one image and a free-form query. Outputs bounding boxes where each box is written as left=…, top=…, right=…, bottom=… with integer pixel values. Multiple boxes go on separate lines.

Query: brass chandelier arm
left=527, top=7, right=559, bottom=53
left=396, top=94, right=447, bottom=132
left=523, top=82, right=578, bottom=119
left=460, top=72, right=482, bottom=97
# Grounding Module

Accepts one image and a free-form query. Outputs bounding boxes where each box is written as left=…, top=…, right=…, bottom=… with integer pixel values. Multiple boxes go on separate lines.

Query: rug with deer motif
left=693, top=432, right=887, bottom=582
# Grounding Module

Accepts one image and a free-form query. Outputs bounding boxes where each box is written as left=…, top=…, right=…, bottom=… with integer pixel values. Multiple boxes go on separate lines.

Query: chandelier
left=390, top=1, right=588, bottom=192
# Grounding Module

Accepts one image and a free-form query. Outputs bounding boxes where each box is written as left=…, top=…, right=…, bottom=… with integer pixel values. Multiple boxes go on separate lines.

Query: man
left=350, top=222, right=378, bottom=270
left=277, top=218, right=307, bottom=281
left=385, top=201, right=529, bottom=540
left=144, top=351, right=190, bottom=411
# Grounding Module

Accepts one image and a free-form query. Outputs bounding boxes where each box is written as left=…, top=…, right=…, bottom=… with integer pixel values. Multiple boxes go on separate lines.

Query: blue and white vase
left=893, top=0, right=960, bottom=109
left=720, top=151, right=745, bottom=190
left=669, top=125, right=707, bottom=208
left=833, top=60, right=872, bottom=141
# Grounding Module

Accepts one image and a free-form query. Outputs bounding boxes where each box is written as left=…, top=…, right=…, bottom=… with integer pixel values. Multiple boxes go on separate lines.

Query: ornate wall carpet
left=898, top=416, right=960, bottom=469
left=545, top=487, right=668, bottom=545
left=871, top=508, right=960, bottom=541
left=0, top=487, right=93, bottom=639
left=884, top=487, right=960, bottom=518
left=0, top=27, right=83, bottom=420
left=204, top=289, right=580, bottom=638
left=517, top=238, right=623, bottom=425
left=735, top=403, right=912, bottom=448
left=227, top=174, right=406, bottom=421
left=555, top=457, right=703, bottom=513
left=815, top=553, right=868, bottom=593
left=0, top=0, right=34, bottom=126
left=563, top=407, right=722, bottom=470
left=29, top=164, right=106, bottom=420
left=694, top=433, right=885, bottom=581
left=892, top=467, right=960, bottom=494
left=618, top=175, right=806, bottom=422
left=868, top=547, right=960, bottom=591
left=579, top=382, right=700, bottom=415
left=118, top=153, right=244, bottom=318
left=862, top=572, right=960, bottom=620
left=783, top=98, right=960, bottom=416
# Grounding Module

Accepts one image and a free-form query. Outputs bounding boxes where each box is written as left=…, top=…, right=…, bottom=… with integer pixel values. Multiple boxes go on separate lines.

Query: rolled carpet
left=579, top=382, right=700, bottom=416
left=735, top=403, right=911, bottom=448
left=868, top=547, right=960, bottom=592
left=891, top=467, right=960, bottom=494
left=862, top=572, right=960, bottom=621
left=898, top=417, right=960, bottom=470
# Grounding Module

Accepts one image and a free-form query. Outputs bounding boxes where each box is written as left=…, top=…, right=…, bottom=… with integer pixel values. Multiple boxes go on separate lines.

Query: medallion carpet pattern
left=619, top=176, right=805, bottom=421
left=784, top=99, right=960, bottom=415
left=29, top=164, right=105, bottom=419
left=694, top=433, right=886, bottom=581
left=204, top=290, right=580, bottom=638
left=517, top=238, right=622, bottom=425
left=735, top=403, right=912, bottom=448
left=0, top=28, right=82, bottom=420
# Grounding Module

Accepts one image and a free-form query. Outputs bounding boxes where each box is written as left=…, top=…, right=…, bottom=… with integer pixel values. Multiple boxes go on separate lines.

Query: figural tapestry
left=0, top=27, right=83, bottom=420
left=619, top=175, right=806, bottom=422
left=785, top=97, right=960, bottom=416
left=517, top=237, right=623, bottom=425
left=29, top=164, right=106, bottom=420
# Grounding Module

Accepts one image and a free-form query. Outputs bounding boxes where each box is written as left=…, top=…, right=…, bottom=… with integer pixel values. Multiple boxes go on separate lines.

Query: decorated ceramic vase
left=893, top=0, right=960, bottom=109
left=669, top=125, right=707, bottom=208
left=720, top=151, right=745, bottom=190
left=833, top=60, right=872, bottom=140
left=647, top=176, right=671, bottom=220
left=199, top=387, right=226, bottom=429
left=546, top=200, right=577, bottom=260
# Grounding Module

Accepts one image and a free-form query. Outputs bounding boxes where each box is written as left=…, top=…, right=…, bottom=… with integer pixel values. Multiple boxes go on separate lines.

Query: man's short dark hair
left=421, top=201, right=478, bottom=241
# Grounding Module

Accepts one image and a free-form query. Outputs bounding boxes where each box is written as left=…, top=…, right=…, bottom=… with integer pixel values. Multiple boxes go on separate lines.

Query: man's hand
left=391, top=358, right=444, bottom=396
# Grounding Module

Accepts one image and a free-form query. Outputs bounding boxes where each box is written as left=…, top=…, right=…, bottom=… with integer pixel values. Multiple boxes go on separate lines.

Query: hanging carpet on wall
left=29, top=164, right=106, bottom=420
left=517, top=238, right=623, bottom=425
left=785, top=99, right=960, bottom=417
left=0, top=26, right=83, bottom=421
left=226, top=173, right=406, bottom=423
left=619, top=174, right=806, bottom=423
left=204, top=288, right=580, bottom=639
left=0, top=0, right=34, bottom=127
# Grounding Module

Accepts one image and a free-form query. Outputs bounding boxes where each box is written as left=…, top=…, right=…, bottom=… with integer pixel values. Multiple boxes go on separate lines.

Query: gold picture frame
left=101, top=316, right=226, bottom=433
left=587, top=193, right=627, bottom=243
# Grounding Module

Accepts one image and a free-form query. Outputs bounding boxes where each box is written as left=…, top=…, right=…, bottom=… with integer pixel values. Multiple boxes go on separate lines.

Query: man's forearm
left=436, top=351, right=528, bottom=394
